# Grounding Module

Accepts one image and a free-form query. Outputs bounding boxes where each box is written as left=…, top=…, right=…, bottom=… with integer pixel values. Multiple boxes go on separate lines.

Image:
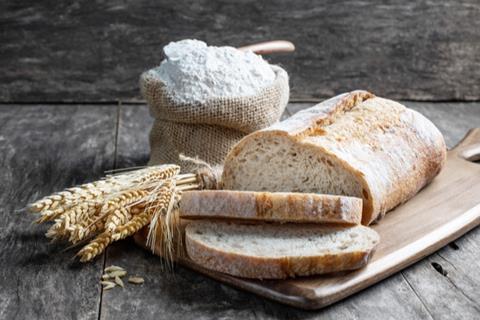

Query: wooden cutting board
left=134, top=128, right=480, bottom=310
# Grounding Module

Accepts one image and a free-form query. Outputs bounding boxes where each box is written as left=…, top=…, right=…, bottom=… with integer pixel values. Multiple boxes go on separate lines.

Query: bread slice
left=221, top=91, right=446, bottom=225
left=179, top=190, right=362, bottom=224
left=185, top=221, right=379, bottom=279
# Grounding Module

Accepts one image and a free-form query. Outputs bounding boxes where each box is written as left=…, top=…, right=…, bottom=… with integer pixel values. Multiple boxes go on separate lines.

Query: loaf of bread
left=186, top=221, right=379, bottom=279
left=179, top=190, right=362, bottom=224
left=221, top=91, right=446, bottom=225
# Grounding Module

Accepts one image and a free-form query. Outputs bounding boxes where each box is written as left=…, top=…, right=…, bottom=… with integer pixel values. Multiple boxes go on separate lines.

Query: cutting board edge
left=297, top=204, right=480, bottom=309
left=169, top=204, right=480, bottom=310
left=133, top=205, right=480, bottom=310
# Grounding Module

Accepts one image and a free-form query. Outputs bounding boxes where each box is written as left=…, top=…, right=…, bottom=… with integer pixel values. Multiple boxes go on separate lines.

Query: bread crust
left=185, top=223, right=379, bottom=279
left=222, top=91, right=447, bottom=225
left=179, top=190, right=362, bottom=225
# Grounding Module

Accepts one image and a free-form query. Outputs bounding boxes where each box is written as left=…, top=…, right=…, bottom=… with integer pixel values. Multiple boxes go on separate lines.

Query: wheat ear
left=77, top=232, right=112, bottom=262
left=29, top=162, right=216, bottom=263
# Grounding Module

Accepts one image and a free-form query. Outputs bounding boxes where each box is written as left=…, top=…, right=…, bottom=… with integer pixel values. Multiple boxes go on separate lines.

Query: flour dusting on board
left=155, top=39, right=276, bottom=104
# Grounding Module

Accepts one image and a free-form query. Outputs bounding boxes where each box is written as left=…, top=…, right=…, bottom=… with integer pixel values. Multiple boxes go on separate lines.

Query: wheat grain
left=104, top=265, right=125, bottom=273
left=130, top=205, right=143, bottom=215
left=111, top=211, right=151, bottom=241
left=101, top=189, right=147, bottom=212
left=114, top=276, right=124, bottom=288
left=70, top=218, right=105, bottom=243
left=99, top=189, right=149, bottom=231
left=108, top=270, right=127, bottom=277
left=105, top=207, right=132, bottom=232
left=102, top=282, right=116, bottom=290
left=29, top=164, right=179, bottom=215
left=77, top=232, right=112, bottom=262
left=67, top=202, right=110, bottom=243
left=44, top=202, right=100, bottom=241
left=35, top=207, right=66, bottom=223
left=65, top=203, right=104, bottom=242
left=132, top=165, right=180, bottom=184
left=29, top=179, right=120, bottom=214
left=149, top=180, right=175, bottom=215
left=128, top=276, right=144, bottom=284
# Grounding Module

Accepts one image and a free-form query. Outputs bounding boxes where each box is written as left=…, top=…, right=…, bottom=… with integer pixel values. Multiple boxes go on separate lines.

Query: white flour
left=155, top=39, right=276, bottom=104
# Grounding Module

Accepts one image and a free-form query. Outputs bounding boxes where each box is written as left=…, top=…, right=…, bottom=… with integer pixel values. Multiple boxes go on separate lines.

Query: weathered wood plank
left=0, top=104, right=117, bottom=320
left=401, top=229, right=480, bottom=320
left=99, top=104, right=433, bottom=319
left=1, top=1, right=480, bottom=102
left=102, top=239, right=435, bottom=320
left=114, top=103, right=153, bottom=168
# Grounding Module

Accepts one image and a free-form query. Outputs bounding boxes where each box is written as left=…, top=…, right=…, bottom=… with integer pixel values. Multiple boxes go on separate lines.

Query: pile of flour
left=155, top=39, right=276, bottom=104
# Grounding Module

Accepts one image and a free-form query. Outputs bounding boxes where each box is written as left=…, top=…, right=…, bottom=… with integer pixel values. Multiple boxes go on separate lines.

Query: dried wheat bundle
left=28, top=160, right=220, bottom=263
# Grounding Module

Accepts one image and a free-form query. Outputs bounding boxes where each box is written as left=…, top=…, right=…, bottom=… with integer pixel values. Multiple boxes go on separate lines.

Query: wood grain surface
left=1, top=1, right=480, bottom=102
left=1, top=102, right=479, bottom=319
left=0, top=104, right=117, bottom=319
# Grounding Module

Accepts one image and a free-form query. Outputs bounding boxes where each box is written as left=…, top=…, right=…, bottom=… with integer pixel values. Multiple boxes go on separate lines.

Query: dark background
left=1, top=2, right=480, bottom=319
left=1, top=0, right=479, bottom=103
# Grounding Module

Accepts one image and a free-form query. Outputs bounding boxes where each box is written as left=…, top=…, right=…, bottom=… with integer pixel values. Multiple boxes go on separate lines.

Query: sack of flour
left=140, top=40, right=289, bottom=171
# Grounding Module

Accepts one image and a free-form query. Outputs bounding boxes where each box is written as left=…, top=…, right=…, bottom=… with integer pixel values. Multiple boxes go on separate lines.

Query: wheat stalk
left=29, top=165, right=178, bottom=216
left=105, top=207, right=133, bottom=232
left=28, top=162, right=215, bottom=263
left=45, top=203, right=96, bottom=240
left=77, top=232, right=113, bottom=262
left=146, top=179, right=176, bottom=258
left=132, top=165, right=180, bottom=184
left=29, top=180, right=119, bottom=215
left=111, top=210, right=151, bottom=241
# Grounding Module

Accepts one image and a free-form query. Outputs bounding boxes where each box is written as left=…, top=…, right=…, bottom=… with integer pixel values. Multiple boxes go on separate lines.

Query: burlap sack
left=141, top=65, right=289, bottom=171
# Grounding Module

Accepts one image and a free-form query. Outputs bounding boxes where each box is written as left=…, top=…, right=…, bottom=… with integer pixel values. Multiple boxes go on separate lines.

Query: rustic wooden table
left=1, top=101, right=479, bottom=319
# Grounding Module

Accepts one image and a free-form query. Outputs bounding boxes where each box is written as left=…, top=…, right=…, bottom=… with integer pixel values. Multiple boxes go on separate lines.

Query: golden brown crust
left=221, top=91, right=447, bottom=225
left=221, top=91, right=374, bottom=166
left=179, top=190, right=362, bottom=225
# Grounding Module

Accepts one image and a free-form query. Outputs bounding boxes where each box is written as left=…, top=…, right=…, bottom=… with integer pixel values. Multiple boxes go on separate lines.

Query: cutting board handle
left=238, top=40, right=295, bottom=55
left=454, top=128, right=480, bottom=162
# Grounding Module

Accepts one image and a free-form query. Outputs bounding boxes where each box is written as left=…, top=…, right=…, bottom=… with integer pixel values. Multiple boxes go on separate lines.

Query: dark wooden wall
left=1, top=0, right=479, bottom=102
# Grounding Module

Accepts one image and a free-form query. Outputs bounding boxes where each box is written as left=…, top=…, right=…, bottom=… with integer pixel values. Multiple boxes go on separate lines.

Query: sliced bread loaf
left=185, top=221, right=379, bottom=279
left=221, top=91, right=446, bottom=225
left=179, top=190, right=362, bottom=224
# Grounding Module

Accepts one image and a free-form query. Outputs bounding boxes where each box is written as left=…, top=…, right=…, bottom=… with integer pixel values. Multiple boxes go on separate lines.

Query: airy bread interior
left=222, top=134, right=364, bottom=202
left=221, top=95, right=411, bottom=223
left=187, top=222, right=379, bottom=258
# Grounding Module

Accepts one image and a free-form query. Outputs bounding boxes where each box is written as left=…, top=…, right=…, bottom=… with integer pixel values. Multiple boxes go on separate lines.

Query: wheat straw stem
left=176, top=184, right=200, bottom=191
